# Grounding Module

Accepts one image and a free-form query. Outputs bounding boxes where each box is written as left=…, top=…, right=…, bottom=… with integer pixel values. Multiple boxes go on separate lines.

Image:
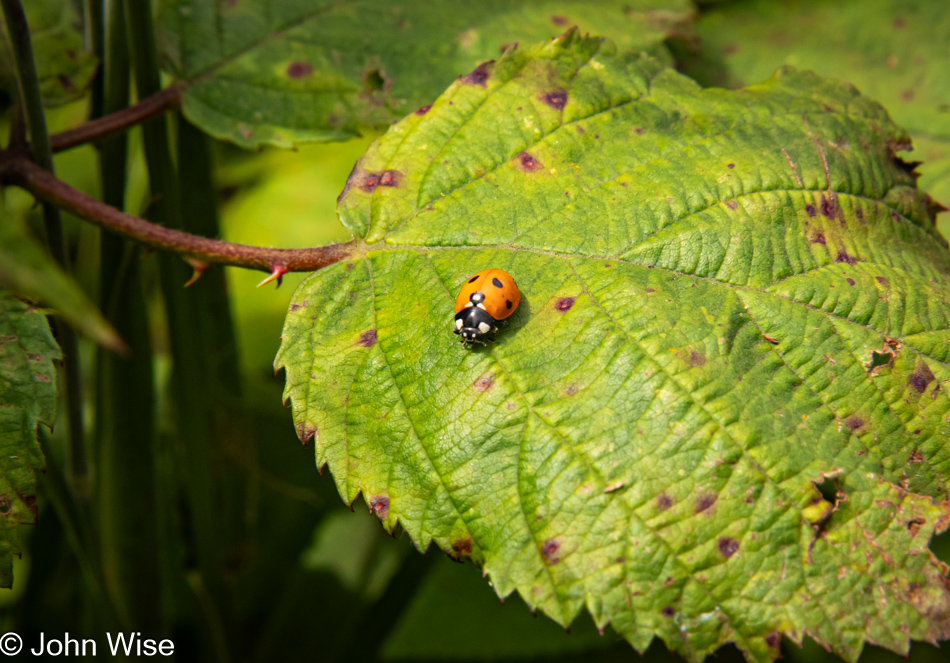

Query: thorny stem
left=50, top=85, right=184, bottom=153
left=0, top=155, right=357, bottom=275
left=1, top=0, right=89, bottom=497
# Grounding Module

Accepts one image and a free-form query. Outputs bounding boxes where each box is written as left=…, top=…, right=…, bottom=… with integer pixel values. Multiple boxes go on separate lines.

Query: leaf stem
left=1, top=156, right=357, bottom=273
left=1, top=0, right=88, bottom=500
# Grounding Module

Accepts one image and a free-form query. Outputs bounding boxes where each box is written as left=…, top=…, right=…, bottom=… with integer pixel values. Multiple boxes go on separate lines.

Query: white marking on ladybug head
left=477, top=303, right=487, bottom=310
left=464, top=301, right=473, bottom=308
left=455, top=318, right=463, bottom=329
left=478, top=322, right=491, bottom=334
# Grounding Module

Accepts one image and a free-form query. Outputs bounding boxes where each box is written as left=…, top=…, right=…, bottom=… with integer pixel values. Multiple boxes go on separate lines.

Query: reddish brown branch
left=50, top=85, right=184, bottom=153
left=1, top=155, right=356, bottom=273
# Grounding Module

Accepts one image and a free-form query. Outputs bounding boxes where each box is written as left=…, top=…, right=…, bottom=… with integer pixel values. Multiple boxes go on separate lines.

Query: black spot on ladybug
left=718, top=537, right=740, bottom=558
left=295, top=422, right=317, bottom=444
left=765, top=633, right=781, bottom=649
left=516, top=151, right=543, bottom=172
left=462, top=61, right=493, bottom=86
left=468, top=275, right=480, bottom=283
left=541, top=538, right=561, bottom=565
left=492, top=277, right=503, bottom=288
left=876, top=276, right=888, bottom=285
left=555, top=297, right=575, bottom=312
left=541, top=89, right=568, bottom=110
left=657, top=493, right=673, bottom=511
left=473, top=374, right=494, bottom=391
left=357, top=329, right=377, bottom=347
left=836, top=251, right=857, bottom=265
left=286, top=61, right=313, bottom=79
left=378, top=170, right=402, bottom=187
left=451, top=538, right=473, bottom=557
left=908, top=361, right=935, bottom=393
left=370, top=495, right=389, bottom=520
left=415, top=105, right=431, bottom=116
left=844, top=415, right=864, bottom=432
left=688, top=351, right=706, bottom=367
left=661, top=606, right=675, bottom=618
left=506, top=299, right=513, bottom=309
left=695, top=492, right=717, bottom=514
left=805, top=203, right=817, bottom=217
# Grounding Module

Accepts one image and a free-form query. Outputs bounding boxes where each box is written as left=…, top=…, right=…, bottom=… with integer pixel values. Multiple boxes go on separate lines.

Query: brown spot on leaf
left=551, top=15, right=569, bottom=25
left=57, top=74, right=75, bottom=91
left=360, top=172, right=380, bottom=193
left=661, top=606, right=675, bottom=618
left=718, top=537, right=740, bottom=558
left=819, top=195, right=836, bottom=218
left=555, top=297, right=575, bottom=312
left=765, top=633, right=781, bottom=649
left=804, top=203, right=817, bottom=217
left=452, top=538, right=473, bottom=557
left=688, top=351, right=706, bottom=367
left=846, top=278, right=856, bottom=286
left=908, top=361, right=935, bottom=393
left=295, top=422, right=317, bottom=444
left=370, top=495, right=389, bottom=520
left=357, top=329, right=377, bottom=347
left=725, top=200, right=737, bottom=210
left=844, top=415, right=864, bottom=432
left=564, top=382, right=579, bottom=396
left=645, top=287, right=655, bottom=293
left=907, top=517, right=925, bottom=537
left=811, top=232, right=826, bottom=244
left=473, top=374, right=494, bottom=391
left=901, top=89, right=914, bottom=102
left=463, top=61, right=493, bottom=86
left=287, top=61, right=313, bottom=79
left=415, top=105, right=431, bottom=116
left=378, top=170, right=402, bottom=187
left=836, top=251, right=857, bottom=265
left=695, top=493, right=717, bottom=514
left=875, top=276, right=888, bottom=285
left=516, top=151, right=543, bottom=172
left=908, top=450, right=924, bottom=464
left=657, top=493, right=673, bottom=511
left=541, top=538, right=561, bottom=565
left=540, top=89, right=568, bottom=110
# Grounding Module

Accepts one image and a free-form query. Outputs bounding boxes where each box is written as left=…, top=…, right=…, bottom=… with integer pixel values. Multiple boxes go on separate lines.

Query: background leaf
left=0, top=0, right=98, bottom=108
left=0, top=292, right=59, bottom=588
left=157, top=0, right=691, bottom=148
left=675, top=0, right=950, bottom=236
left=0, top=209, right=122, bottom=351
left=277, top=31, right=950, bottom=662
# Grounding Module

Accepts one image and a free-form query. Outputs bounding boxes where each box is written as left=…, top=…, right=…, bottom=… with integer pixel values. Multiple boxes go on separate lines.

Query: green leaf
left=0, top=0, right=98, bottom=107
left=679, top=0, right=950, bottom=234
left=157, top=0, right=691, bottom=148
left=0, top=292, right=59, bottom=588
left=0, top=210, right=122, bottom=351
left=276, top=32, right=950, bottom=662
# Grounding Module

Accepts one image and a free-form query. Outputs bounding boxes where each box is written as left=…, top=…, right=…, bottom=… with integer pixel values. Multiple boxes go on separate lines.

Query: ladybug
left=454, top=269, right=521, bottom=345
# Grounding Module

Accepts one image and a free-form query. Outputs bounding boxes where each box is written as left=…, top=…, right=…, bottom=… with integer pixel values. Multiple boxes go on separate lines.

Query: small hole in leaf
left=867, top=349, right=893, bottom=372
left=363, top=69, right=386, bottom=94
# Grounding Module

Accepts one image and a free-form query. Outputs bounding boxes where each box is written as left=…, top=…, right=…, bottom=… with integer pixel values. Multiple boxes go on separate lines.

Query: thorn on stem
left=258, top=264, right=288, bottom=288
left=183, top=257, right=209, bottom=287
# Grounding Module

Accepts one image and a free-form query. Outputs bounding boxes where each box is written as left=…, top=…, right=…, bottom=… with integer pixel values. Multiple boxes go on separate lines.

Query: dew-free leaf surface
left=0, top=211, right=121, bottom=351
left=276, top=32, right=950, bottom=662
left=680, top=0, right=950, bottom=236
left=0, top=0, right=98, bottom=108
left=0, top=293, right=59, bottom=588
left=157, top=0, right=690, bottom=148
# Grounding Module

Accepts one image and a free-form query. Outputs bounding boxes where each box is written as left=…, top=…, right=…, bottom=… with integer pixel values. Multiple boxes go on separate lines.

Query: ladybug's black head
left=454, top=307, right=496, bottom=345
